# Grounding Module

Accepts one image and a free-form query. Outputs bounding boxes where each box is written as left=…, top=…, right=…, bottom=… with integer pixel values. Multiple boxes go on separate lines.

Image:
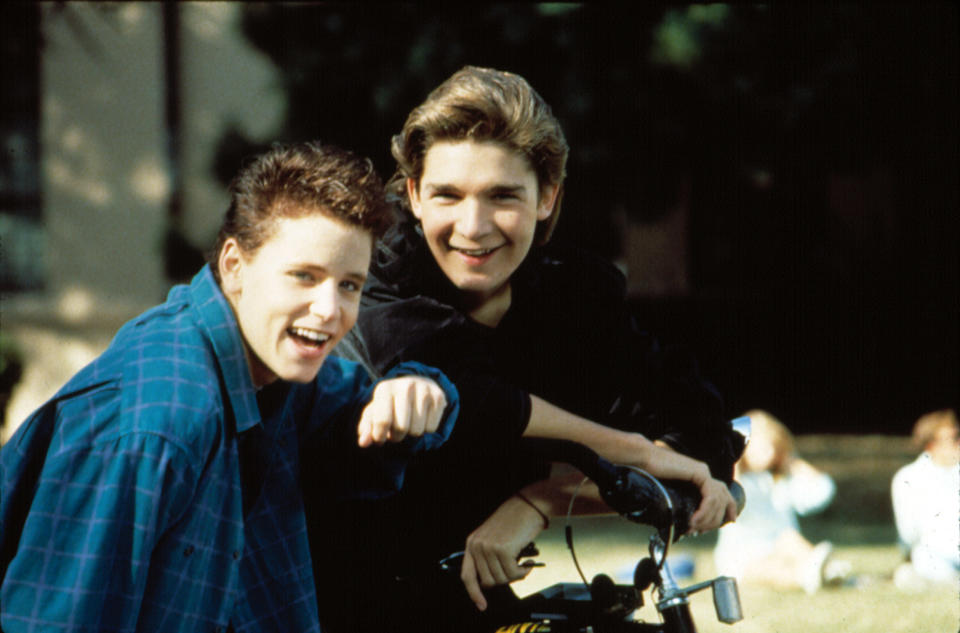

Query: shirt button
left=232, top=550, right=242, bottom=560
left=183, top=545, right=195, bottom=557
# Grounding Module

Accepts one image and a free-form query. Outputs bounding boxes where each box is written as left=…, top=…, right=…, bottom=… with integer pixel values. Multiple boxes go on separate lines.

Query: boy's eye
left=339, top=280, right=360, bottom=292
left=290, top=271, right=314, bottom=283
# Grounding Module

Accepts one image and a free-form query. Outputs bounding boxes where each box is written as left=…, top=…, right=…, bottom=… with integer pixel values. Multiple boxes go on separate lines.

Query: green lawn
left=509, top=435, right=959, bottom=633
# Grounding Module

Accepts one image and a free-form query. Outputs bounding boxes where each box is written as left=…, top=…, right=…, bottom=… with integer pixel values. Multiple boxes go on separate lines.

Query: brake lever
left=438, top=542, right=545, bottom=574
left=517, top=542, right=544, bottom=567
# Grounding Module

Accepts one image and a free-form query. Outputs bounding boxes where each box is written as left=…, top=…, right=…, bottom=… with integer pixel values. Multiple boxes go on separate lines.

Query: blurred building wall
left=2, top=3, right=284, bottom=442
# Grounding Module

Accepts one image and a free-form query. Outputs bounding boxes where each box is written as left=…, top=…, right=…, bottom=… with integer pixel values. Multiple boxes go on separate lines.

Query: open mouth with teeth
left=288, top=326, right=331, bottom=349
left=451, top=246, right=499, bottom=257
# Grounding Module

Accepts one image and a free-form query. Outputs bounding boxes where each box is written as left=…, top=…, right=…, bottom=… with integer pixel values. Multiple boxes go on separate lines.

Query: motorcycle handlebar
left=519, top=437, right=745, bottom=539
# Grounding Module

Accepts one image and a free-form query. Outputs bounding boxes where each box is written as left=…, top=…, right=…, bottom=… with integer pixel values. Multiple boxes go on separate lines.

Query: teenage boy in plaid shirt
left=0, top=142, right=458, bottom=632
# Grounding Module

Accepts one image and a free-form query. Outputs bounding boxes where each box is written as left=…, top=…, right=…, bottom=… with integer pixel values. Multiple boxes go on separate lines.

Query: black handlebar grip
left=516, top=438, right=748, bottom=536
left=729, top=480, right=746, bottom=516
left=598, top=466, right=673, bottom=529
left=604, top=471, right=747, bottom=540
left=662, top=480, right=700, bottom=537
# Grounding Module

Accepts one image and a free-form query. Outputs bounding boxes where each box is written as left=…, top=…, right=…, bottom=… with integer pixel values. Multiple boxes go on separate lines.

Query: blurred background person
left=891, top=409, right=960, bottom=591
left=714, top=409, right=850, bottom=593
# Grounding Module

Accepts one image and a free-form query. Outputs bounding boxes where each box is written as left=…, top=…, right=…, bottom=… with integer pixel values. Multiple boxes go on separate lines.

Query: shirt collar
left=187, top=264, right=261, bottom=433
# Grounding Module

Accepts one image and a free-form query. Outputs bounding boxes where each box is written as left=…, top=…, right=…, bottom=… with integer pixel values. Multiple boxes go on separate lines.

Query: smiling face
left=407, top=140, right=558, bottom=324
left=219, top=212, right=372, bottom=387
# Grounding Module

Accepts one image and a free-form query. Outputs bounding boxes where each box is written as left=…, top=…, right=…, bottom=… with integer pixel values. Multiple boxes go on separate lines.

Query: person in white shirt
left=714, top=409, right=850, bottom=593
left=891, top=409, right=960, bottom=590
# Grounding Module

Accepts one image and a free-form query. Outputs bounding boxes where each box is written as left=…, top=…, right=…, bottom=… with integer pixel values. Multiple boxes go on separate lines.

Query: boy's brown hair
left=389, top=66, right=569, bottom=245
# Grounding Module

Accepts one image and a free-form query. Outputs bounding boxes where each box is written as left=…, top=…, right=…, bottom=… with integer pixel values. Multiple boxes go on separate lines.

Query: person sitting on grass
left=891, top=408, right=960, bottom=591
left=0, top=142, right=458, bottom=632
left=713, top=409, right=850, bottom=594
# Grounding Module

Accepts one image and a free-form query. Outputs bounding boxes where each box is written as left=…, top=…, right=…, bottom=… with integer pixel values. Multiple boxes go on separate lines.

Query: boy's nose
left=456, top=199, right=492, bottom=238
left=309, top=281, right=339, bottom=321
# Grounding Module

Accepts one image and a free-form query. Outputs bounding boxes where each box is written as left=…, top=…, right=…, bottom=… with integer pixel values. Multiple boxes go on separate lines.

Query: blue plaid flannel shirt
left=0, top=265, right=457, bottom=632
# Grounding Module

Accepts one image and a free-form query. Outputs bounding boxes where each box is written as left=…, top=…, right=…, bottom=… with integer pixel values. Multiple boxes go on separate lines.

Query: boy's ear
left=406, top=178, right=423, bottom=220
left=218, top=238, right=244, bottom=299
left=537, top=184, right=560, bottom=221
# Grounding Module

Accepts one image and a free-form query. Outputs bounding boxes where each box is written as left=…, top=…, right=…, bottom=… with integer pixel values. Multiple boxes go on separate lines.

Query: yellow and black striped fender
left=493, top=622, right=552, bottom=633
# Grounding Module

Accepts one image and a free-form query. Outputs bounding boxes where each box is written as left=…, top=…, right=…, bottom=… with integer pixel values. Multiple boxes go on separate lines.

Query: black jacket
left=340, top=218, right=740, bottom=480
left=304, top=218, right=742, bottom=633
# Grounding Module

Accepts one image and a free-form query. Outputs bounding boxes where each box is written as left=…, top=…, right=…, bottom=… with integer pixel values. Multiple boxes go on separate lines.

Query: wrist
left=515, top=492, right=550, bottom=529
left=690, top=462, right=711, bottom=487
left=621, top=433, right=654, bottom=469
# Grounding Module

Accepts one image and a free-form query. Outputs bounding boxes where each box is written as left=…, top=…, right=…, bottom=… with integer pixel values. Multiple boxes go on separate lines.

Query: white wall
left=3, top=3, right=284, bottom=441
left=178, top=2, right=286, bottom=248
left=42, top=3, right=170, bottom=307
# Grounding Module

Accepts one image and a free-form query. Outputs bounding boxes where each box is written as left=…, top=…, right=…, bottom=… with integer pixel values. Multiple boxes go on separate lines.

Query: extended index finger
left=460, top=551, right=488, bottom=612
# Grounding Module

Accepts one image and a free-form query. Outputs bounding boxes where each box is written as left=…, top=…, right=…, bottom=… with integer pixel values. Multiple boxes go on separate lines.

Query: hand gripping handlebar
left=517, top=437, right=745, bottom=540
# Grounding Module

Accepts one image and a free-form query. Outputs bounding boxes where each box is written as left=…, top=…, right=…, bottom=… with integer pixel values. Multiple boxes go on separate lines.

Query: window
left=0, top=3, right=43, bottom=292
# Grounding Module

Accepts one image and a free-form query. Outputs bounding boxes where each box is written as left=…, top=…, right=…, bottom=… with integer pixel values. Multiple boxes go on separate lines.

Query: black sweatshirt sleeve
left=349, top=295, right=534, bottom=452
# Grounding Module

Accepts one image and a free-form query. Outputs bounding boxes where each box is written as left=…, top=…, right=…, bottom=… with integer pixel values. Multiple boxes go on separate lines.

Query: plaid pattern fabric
left=1, top=265, right=458, bottom=632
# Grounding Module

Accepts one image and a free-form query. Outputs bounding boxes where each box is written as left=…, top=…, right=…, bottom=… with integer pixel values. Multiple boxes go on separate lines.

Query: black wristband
left=515, top=491, right=550, bottom=529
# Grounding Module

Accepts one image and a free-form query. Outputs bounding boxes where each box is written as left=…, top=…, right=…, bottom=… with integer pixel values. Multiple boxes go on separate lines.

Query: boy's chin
left=278, top=360, right=329, bottom=384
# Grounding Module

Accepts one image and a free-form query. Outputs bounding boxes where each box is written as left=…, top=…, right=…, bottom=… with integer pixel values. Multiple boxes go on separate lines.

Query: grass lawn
left=510, top=435, right=959, bottom=633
